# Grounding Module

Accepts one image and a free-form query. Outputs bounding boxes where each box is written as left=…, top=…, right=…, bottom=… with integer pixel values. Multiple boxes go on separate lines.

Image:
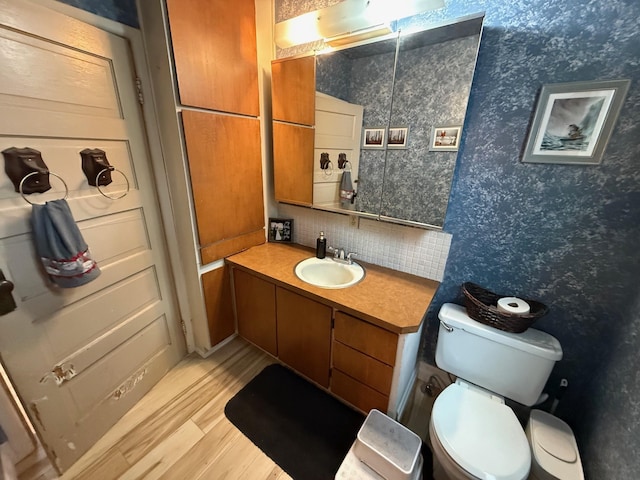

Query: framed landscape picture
left=362, top=128, right=386, bottom=148
left=387, top=127, right=409, bottom=149
left=522, top=79, right=630, bottom=165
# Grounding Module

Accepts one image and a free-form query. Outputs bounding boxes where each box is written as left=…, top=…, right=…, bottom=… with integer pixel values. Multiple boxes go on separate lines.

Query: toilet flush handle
left=440, top=320, right=454, bottom=333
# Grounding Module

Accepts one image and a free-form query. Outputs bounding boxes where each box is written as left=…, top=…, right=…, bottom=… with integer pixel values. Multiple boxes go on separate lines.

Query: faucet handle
left=327, top=246, right=339, bottom=258
left=346, top=252, right=358, bottom=263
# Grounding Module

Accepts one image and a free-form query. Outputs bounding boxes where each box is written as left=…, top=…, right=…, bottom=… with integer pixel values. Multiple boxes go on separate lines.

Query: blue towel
left=339, top=171, right=354, bottom=208
left=31, top=199, right=100, bottom=288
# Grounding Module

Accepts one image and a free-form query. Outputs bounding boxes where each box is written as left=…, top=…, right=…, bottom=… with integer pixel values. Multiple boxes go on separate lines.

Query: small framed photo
left=362, top=128, right=386, bottom=149
left=268, top=218, right=293, bottom=242
left=430, top=126, right=461, bottom=151
left=522, top=79, right=630, bottom=165
left=387, top=127, right=409, bottom=149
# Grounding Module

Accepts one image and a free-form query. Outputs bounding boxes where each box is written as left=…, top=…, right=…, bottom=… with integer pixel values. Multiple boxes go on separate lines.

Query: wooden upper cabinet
left=182, top=110, right=265, bottom=261
left=273, top=122, right=314, bottom=206
left=271, top=56, right=315, bottom=126
left=166, top=0, right=259, bottom=116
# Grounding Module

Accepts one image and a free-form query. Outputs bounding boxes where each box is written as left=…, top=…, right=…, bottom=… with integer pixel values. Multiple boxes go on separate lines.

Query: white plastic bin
left=526, top=409, right=584, bottom=480
left=353, top=409, right=422, bottom=480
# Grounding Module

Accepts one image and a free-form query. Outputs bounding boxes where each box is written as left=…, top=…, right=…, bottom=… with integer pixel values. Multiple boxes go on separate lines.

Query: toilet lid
left=432, top=383, right=531, bottom=480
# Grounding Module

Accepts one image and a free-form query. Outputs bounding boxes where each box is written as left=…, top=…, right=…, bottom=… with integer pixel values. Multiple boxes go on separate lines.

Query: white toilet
left=429, top=303, right=564, bottom=480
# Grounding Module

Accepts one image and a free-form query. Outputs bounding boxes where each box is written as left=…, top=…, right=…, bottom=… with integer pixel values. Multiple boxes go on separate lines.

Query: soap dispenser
left=316, top=232, right=326, bottom=259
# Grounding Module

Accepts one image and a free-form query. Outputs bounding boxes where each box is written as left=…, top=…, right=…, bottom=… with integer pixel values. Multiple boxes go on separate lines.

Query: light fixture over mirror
left=274, top=0, right=445, bottom=48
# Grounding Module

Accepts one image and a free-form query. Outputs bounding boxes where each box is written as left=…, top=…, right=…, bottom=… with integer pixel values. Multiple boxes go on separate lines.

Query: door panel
left=313, top=93, right=363, bottom=206
left=0, top=0, right=185, bottom=472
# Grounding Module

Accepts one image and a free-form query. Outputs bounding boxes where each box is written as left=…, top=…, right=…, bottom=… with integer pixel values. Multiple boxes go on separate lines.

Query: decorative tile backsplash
left=278, top=204, right=451, bottom=282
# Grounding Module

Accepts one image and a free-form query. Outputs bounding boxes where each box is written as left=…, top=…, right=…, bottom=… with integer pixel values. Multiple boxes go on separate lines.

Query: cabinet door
left=273, top=122, right=314, bottom=206
left=166, top=0, right=259, bottom=116
left=201, top=266, right=235, bottom=345
left=182, top=110, right=265, bottom=264
left=233, top=269, right=277, bottom=356
left=271, top=56, right=315, bottom=125
left=276, top=287, right=332, bottom=387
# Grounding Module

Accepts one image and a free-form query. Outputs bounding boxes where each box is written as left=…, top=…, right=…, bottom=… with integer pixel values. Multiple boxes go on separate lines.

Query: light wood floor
left=20, top=336, right=434, bottom=480
left=24, top=337, right=293, bottom=480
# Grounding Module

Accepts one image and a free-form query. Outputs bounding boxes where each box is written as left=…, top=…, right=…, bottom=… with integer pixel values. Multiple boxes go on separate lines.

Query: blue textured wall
left=407, top=2, right=640, bottom=479
left=278, top=0, right=639, bottom=477
left=56, top=0, right=138, bottom=27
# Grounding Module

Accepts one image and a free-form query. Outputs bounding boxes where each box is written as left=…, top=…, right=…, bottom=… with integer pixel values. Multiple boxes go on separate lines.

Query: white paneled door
left=0, top=0, right=186, bottom=472
left=313, top=92, right=363, bottom=206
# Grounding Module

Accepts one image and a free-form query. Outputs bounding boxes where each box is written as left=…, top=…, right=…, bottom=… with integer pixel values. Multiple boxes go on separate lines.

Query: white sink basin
left=294, top=257, right=365, bottom=289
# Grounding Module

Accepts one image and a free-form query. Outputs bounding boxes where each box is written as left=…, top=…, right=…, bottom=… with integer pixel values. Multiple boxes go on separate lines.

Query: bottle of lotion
left=316, top=231, right=326, bottom=259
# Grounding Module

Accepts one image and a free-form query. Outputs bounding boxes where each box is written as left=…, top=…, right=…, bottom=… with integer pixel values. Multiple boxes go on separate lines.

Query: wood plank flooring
left=51, top=337, right=292, bottom=480
left=21, top=336, right=433, bottom=480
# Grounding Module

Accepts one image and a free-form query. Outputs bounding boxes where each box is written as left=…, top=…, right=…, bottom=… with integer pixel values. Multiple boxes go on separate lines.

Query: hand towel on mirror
left=339, top=171, right=354, bottom=208
left=31, top=199, right=100, bottom=288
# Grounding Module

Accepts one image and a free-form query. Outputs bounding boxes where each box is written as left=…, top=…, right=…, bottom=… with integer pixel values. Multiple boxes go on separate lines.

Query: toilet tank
left=436, top=303, right=562, bottom=406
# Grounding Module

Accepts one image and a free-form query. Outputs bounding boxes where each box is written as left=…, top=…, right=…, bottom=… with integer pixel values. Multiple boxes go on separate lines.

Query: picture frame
left=362, top=128, right=386, bottom=149
left=522, top=79, right=630, bottom=165
left=387, top=127, right=409, bottom=149
left=268, top=218, right=293, bottom=243
left=430, top=126, right=461, bottom=151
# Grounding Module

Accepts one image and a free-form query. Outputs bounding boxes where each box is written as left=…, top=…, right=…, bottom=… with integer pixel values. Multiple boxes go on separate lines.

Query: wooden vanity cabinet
left=331, top=311, right=398, bottom=413
left=232, top=269, right=332, bottom=386
left=226, top=243, right=434, bottom=418
left=233, top=269, right=277, bottom=356
left=276, top=287, right=332, bottom=387
left=231, top=267, right=405, bottom=414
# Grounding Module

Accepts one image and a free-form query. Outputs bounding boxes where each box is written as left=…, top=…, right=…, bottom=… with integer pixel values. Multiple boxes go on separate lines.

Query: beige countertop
left=225, top=242, right=440, bottom=334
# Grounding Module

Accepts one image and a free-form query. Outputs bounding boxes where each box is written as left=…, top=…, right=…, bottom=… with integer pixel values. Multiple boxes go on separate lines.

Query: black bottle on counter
left=316, top=231, right=326, bottom=259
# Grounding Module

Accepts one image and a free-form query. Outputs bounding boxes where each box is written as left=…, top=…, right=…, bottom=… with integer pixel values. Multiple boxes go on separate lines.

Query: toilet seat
left=431, top=382, right=531, bottom=480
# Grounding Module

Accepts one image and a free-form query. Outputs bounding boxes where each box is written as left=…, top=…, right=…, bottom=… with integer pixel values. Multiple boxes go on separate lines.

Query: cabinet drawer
left=331, top=369, right=389, bottom=414
left=332, top=341, right=393, bottom=395
left=334, top=312, right=398, bottom=366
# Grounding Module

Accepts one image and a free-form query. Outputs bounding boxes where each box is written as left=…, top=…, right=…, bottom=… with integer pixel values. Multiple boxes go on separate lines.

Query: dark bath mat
left=224, top=363, right=364, bottom=480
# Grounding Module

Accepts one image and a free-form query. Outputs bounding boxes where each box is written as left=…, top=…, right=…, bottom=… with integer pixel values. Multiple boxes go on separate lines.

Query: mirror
left=312, top=13, right=484, bottom=228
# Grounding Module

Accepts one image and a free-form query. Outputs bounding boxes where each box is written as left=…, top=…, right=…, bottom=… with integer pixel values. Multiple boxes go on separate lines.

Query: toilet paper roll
left=497, top=297, right=530, bottom=315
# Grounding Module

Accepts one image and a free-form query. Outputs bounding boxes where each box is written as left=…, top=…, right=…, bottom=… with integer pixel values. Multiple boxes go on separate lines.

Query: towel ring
left=19, top=171, right=69, bottom=205
left=322, top=161, right=334, bottom=177
left=338, top=159, right=351, bottom=171
left=96, top=167, right=130, bottom=200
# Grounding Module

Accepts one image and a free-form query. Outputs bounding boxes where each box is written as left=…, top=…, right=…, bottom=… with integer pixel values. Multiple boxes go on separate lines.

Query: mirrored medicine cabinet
left=271, top=12, right=484, bottom=229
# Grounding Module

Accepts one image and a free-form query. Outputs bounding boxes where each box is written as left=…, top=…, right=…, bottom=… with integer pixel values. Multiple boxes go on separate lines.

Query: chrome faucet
left=327, top=246, right=357, bottom=265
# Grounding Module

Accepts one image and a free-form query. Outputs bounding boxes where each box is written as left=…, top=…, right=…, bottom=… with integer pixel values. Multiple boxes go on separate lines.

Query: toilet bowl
left=429, top=380, right=531, bottom=480
left=429, top=303, right=564, bottom=480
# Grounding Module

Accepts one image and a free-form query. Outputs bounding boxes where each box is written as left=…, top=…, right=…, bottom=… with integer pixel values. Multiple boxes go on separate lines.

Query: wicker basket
left=461, top=282, right=548, bottom=333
